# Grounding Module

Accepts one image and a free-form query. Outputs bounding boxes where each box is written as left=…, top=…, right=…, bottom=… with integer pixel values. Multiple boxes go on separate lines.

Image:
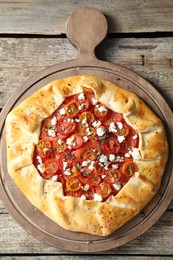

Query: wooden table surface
left=0, top=1, right=173, bottom=259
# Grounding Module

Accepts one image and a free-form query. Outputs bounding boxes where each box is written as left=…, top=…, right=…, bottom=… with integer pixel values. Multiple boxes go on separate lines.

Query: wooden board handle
left=66, top=7, right=108, bottom=61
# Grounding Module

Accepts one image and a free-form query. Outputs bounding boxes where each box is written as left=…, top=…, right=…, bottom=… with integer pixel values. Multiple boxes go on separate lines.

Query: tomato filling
left=33, top=90, right=139, bottom=202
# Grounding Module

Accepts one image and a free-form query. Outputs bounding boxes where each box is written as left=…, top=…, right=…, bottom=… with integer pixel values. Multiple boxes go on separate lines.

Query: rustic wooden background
left=0, top=0, right=173, bottom=259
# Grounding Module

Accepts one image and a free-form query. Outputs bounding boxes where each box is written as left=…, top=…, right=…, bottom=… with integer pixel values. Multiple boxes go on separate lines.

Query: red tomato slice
left=40, top=118, right=57, bottom=141
left=103, top=111, right=123, bottom=127
left=88, top=174, right=102, bottom=187
left=116, top=123, right=130, bottom=137
left=67, top=134, right=84, bottom=150
left=121, top=160, right=137, bottom=177
left=58, top=121, right=77, bottom=136
left=74, top=140, right=101, bottom=163
left=65, top=100, right=79, bottom=118
left=65, top=188, right=83, bottom=198
left=105, top=169, right=121, bottom=184
left=43, top=159, right=59, bottom=176
left=66, top=176, right=81, bottom=191
left=79, top=111, right=95, bottom=125
left=78, top=97, right=91, bottom=112
left=52, top=138, right=67, bottom=154
left=56, top=152, right=73, bottom=170
left=83, top=187, right=95, bottom=200
left=83, top=87, right=94, bottom=94
left=94, top=104, right=108, bottom=118
left=102, top=137, right=120, bottom=155
left=95, top=182, right=112, bottom=199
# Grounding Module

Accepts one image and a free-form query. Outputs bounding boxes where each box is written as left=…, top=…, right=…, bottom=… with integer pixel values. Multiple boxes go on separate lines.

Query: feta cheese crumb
left=92, top=120, right=101, bottom=128
left=130, top=148, right=141, bottom=160
left=88, top=161, right=95, bottom=171
left=96, top=127, right=106, bottom=137
left=66, top=135, right=75, bottom=146
left=113, top=182, right=121, bottom=190
left=94, top=193, right=103, bottom=202
left=58, top=139, right=63, bottom=145
left=82, top=160, right=90, bottom=167
left=109, top=154, right=115, bottom=162
left=63, top=161, right=68, bottom=170
left=59, top=107, right=66, bottom=115
left=117, top=121, right=123, bottom=130
left=37, top=164, right=45, bottom=173
left=64, top=168, right=71, bottom=175
left=51, top=116, right=57, bottom=126
left=83, top=184, right=90, bottom=191
left=36, top=156, right=42, bottom=164
left=117, top=135, right=125, bottom=143
left=83, top=136, right=88, bottom=142
left=109, top=122, right=117, bottom=133
left=98, top=105, right=107, bottom=113
left=81, top=194, right=87, bottom=200
left=78, top=93, right=85, bottom=100
left=112, top=164, right=119, bottom=169
left=86, top=128, right=92, bottom=136
left=133, top=134, right=138, bottom=140
left=78, top=104, right=85, bottom=110
left=91, top=97, right=98, bottom=105
left=51, top=175, right=58, bottom=182
left=47, top=129, right=56, bottom=137
left=99, top=154, right=108, bottom=163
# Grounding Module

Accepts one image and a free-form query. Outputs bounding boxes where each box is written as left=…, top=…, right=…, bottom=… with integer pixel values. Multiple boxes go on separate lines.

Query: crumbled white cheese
left=36, top=156, right=42, bottom=164
left=113, top=182, right=121, bottom=190
left=88, top=161, right=95, bottom=171
left=37, top=164, right=45, bottom=173
left=51, top=175, right=58, bottom=182
left=92, top=120, right=101, bottom=128
left=78, top=104, right=85, bottom=110
left=117, top=121, right=123, bottom=130
left=133, top=134, right=138, bottom=140
left=125, top=151, right=131, bottom=158
left=94, top=193, right=103, bottom=202
left=66, top=135, right=75, bottom=146
left=58, top=139, right=63, bottom=145
left=64, top=168, right=71, bottom=175
left=83, top=136, right=88, bottom=142
left=86, top=128, right=92, bottom=136
left=67, top=118, right=74, bottom=123
left=130, top=148, right=141, bottom=160
left=51, top=116, right=57, bottom=126
left=91, top=97, right=98, bottom=105
left=59, top=108, right=66, bottom=115
left=102, top=175, right=106, bottom=179
left=63, top=161, right=68, bottom=171
left=78, top=93, right=85, bottom=100
left=98, top=105, right=107, bottom=113
left=75, top=118, right=80, bottom=123
left=115, top=156, right=124, bottom=162
left=117, top=135, right=125, bottom=143
left=109, top=154, right=115, bottom=162
left=99, top=154, right=108, bottom=163
left=82, top=160, right=90, bottom=167
left=48, top=129, right=56, bottom=138
left=83, top=184, right=90, bottom=191
left=112, top=164, right=119, bottom=169
left=109, top=122, right=117, bottom=133
left=96, top=127, right=106, bottom=137
left=81, top=194, right=87, bottom=200
left=81, top=117, right=88, bottom=125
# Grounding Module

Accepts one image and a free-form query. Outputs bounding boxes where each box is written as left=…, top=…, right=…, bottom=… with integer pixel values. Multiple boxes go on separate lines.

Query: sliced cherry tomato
left=94, top=104, right=108, bottom=118
left=83, top=187, right=95, bottom=200
left=66, top=176, right=81, bottom=191
left=105, top=169, right=121, bottom=184
left=78, top=97, right=91, bottom=112
left=83, top=87, right=94, bottom=94
left=79, top=111, right=95, bottom=125
left=95, top=182, right=112, bottom=199
left=103, top=111, right=123, bottom=127
left=74, top=140, right=101, bottom=163
left=65, top=100, right=79, bottom=118
left=121, top=160, right=137, bottom=177
left=119, top=142, right=130, bottom=154
left=65, top=188, right=83, bottom=198
left=52, top=138, right=67, bottom=154
left=78, top=173, right=90, bottom=185
left=40, top=118, right=57, bottom=141
left=88, top=174, right=102, bottom=187
left=76, top=123, right=87, bottom=136
left=43, top=159, right=59, bottom=176
left=67, top=134, right=84, bottom=150
left=102, top=136, right=120, bottom=155
left=56, top=152, right=73, bottom=170
left=58, top=121, right=77, bottom=136
left=116, top=123, right=130, bottom=137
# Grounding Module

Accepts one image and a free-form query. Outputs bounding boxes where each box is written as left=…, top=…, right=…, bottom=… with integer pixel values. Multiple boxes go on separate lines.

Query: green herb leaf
left=66, top=152, right=74, bottom=160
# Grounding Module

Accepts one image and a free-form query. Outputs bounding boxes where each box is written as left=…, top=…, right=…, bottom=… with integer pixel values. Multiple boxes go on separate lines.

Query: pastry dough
left=6, top=76, right=168, bottom=236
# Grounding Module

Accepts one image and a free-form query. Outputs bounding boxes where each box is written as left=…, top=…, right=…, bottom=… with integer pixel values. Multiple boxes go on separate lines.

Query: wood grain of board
left=0, top=210, right=173, bottom=254
left=0, top=37, right=173, bottom=109
left=0, top=0, right=173, bottom=34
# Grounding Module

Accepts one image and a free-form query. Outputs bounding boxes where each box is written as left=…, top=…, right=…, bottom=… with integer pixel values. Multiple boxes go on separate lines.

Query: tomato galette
left=6, top=76, right=168, bottom=236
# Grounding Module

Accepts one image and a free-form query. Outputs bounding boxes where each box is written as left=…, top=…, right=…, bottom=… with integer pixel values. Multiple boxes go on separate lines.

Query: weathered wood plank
left=0, top=257, right=171, bottom=260
left=0, top=210, right=173, bottom=254
left=0, top=0, right=173, bottom=34
left=0, top=37, right=173, bottom=109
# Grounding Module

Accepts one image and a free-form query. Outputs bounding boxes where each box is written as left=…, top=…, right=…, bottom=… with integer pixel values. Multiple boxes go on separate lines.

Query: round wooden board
left=0, top=7, right=173, bottom=252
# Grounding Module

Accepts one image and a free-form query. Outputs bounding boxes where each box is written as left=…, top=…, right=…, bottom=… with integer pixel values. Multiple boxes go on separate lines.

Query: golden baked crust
left=6, top=75, right=168, bottom=236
